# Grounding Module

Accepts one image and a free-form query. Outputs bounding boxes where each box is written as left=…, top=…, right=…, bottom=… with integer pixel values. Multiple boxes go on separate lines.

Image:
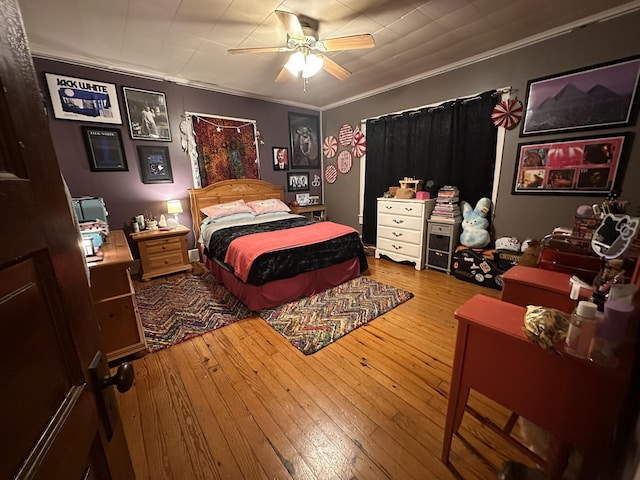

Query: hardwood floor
left=117, top=258, right=536, bottom=479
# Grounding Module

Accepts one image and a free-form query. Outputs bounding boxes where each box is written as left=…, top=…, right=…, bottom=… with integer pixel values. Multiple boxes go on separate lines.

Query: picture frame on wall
left=136, top=145, right=173, bottom=184
left=272, top=146, right=289, bottom=171
left=122, top=87, right=172, bottom=141
left=520, top=55, right=640, bottom=136
left=512, top=133, right=628, bottom=195
left=287, top=172, right=310, bottom=192
left=288, top=112, right=320, bottom=169
left=81, top=126, right=128, bottom=171
left=45, top=73, right=122, bottom=124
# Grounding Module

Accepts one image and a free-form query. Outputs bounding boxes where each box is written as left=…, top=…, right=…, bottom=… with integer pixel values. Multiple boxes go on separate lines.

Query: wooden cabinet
left=130, top=225, right=192, bottom=281
left=375, top=198, right=435, bottom=270
left=426, top=219, right=461, bottom=274
left=290, top=204, right=326, bottom=221
left=88, top=230, right=147, bottom=363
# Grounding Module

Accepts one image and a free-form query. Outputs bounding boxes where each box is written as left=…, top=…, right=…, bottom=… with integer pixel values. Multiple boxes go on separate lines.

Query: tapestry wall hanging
left=185, top=113, right=259, bottom=187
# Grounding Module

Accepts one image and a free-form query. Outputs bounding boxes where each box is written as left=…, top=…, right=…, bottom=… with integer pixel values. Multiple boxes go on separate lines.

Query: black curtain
left=362, top=90, right=498, bottom=245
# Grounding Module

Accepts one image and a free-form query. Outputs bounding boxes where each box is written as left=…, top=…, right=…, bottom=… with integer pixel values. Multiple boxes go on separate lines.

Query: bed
left=187, top=179, right=368, bottom=310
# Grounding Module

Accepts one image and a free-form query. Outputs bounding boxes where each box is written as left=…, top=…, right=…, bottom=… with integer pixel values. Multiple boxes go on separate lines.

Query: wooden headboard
left=187, top=178, right=285, bottom=242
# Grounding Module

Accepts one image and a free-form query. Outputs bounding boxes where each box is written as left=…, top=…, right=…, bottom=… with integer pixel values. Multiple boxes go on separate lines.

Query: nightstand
left=290, top=204, right=326, bottom=221
left=130, top=225, right=192, bottom=281
left=88, top=230, right=147, bottom=362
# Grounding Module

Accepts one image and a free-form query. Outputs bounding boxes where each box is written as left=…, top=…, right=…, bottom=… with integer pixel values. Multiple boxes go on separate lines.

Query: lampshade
left=166, top=200, right=183, bottom=215
left=285, top=51, right=324, bottom=78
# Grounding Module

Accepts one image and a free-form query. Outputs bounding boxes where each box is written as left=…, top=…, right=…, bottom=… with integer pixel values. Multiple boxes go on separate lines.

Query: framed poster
left=521, top=55, right=640, bottom=136
left=288, top=112, right=320, bottom=169
left=512, top=134, right=628, bottom=195
left=122, top=87, right=172, bottom=141
left=287, top=172, right=309, bottom=192
left=136, top=145, right=173, bottom=184
left=81, top=127, right=128, bottom=171
left=272, top=147, right=289, bottom=171
left=45, top=73, right=122, bottom=124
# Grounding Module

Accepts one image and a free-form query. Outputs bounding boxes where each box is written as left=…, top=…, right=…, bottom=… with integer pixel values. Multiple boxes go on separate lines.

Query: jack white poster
left=45, top=73, right=122, bottom=124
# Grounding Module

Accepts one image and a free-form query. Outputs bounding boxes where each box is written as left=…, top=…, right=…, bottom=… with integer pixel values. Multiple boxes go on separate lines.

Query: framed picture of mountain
left=520, top=55, right=640, bottom=136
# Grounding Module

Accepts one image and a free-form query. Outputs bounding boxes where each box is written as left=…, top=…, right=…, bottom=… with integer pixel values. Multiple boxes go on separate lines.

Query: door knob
left=101, top=362, right=134, bottom=393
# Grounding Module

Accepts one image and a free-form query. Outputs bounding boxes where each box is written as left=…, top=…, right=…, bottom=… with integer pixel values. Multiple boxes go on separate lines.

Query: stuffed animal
left=460, top=197, right=491, bottom=248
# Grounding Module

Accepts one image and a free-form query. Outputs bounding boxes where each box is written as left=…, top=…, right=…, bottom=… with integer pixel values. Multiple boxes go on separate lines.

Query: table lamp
left=166, top=199, right=183, bottom=229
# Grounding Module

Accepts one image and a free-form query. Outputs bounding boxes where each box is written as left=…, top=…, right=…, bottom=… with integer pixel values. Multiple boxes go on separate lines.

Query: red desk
left=441, top=294, right=634, bottom=480
left=501, top=265, right=591, bottom=313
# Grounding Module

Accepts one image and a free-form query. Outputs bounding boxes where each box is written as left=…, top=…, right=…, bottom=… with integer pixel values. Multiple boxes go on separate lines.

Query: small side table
left=130, top=225, right=192, bottom=281
left=290, top=204, right=326, bottom=221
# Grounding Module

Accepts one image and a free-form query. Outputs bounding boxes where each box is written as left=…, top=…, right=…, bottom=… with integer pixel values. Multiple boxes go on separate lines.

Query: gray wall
left=34, top=57, right=320, bottom=249
left=322, top=10, right=640, bottom=243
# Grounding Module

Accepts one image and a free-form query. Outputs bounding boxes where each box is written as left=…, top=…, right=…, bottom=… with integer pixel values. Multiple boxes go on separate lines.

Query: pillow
left=209, top=212, right=255, bottom=224
left=247, top=198, right=290, bottom=215
left=200, top=200, right=254, bottom=221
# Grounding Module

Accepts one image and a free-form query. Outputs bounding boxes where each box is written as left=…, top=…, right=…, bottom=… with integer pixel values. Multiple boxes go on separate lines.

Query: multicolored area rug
left=258, top=276, right=414, bottom=355
left=135, top=272, right=251, bottom=352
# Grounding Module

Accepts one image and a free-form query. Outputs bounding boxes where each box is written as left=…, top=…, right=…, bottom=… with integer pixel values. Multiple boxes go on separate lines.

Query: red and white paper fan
left=324, top=164, right=338, bottom=184
left=491, top=98, right=523, bottom=129
left=338, top=123, right=353, bottom=146
left=351, top=128, right=366, bottom=157
left=337, top=150, right=353, bottom=174
left=323, top=135, right=338, bottom=158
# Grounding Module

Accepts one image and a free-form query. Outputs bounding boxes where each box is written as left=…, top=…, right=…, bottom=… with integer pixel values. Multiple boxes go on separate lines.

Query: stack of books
left=430, top=186, right=462, bottom=223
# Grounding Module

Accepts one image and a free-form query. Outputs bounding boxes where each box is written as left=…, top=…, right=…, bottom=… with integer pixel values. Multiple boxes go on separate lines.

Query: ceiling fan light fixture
left=302, top=54, right=323, bottom=78
left=285, top=51, right=305, bottom=75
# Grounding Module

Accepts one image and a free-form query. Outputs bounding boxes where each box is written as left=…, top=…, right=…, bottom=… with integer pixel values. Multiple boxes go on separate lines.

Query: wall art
left=512, top=134, right=628, bottom=195
left=289, top=112, right=320, bottom=169
left=521, top=56, right=640, bottom=135
left=123, top=87, right=172, bottom=141
left=45, top=73, right=122, bottom=124
left=137, top=145, right=173, bottom=184
left=82, top=126, right=128, bottom=171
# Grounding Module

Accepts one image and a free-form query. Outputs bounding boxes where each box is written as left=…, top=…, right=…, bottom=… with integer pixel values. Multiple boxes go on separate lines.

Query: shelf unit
left=426, top=219, right=462, bottom=274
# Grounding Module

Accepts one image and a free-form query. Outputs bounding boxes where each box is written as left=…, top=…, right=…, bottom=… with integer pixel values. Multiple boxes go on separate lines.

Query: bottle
left=565, top=301, right=600, bottom=359
left=131, top=217, right=140, bottom=233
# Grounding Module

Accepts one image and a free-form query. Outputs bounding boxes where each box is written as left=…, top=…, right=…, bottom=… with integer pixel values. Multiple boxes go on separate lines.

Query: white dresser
left=375, top=198, right=436, bottom=270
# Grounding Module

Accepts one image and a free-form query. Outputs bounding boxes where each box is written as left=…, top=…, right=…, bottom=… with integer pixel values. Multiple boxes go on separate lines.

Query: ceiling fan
left=227, top=10, right=375, bottom=84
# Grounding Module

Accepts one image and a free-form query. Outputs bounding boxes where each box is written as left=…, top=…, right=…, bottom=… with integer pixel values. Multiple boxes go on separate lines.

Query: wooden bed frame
left=188, top=178, right=284, bottom=242
left=187, top=178, right=363, bottom=310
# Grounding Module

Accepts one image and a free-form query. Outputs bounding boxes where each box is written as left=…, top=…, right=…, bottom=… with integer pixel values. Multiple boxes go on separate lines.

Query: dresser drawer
left=377, top=225, right=422, bottom=245
left=143, top=236, right=183, bottom=255
left=377, top=237, right=422, bottom=258
left=378, top=213, right=424, bottom=231
left=429, top=222, right=454, bottom=235
left=147, top=251, right=187, bottom=271
left=378, top=201, right=424, bottom=218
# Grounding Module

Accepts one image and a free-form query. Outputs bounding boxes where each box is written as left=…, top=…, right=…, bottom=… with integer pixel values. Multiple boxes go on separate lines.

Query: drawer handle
left=392, top=232, right=403, bottom=237
left=384, top=206, right=393, bottom=210
left=164, top=259, right=169, bottom=264
left=392, top=245, right=402, bottom=250
left=393, top=219, right=404, bottom=224
left=404, top=208, right=414, bottom=212
left=162, top=245, right=167, bottom=250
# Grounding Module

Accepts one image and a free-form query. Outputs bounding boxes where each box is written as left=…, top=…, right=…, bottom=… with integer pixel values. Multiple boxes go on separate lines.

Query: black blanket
left=204, top=217, right=368, bottom=286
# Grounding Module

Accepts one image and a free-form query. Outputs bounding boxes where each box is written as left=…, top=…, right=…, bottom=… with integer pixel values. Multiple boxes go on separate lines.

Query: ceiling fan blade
left=228, top=46, right=290, bottom=54
left=320, top=34, right=375, bottom=51
left=321, top=56, right=351, bottom=81
left=275, top=66, right=296, bottom=83
left=275, top=10, right=305, bottom=40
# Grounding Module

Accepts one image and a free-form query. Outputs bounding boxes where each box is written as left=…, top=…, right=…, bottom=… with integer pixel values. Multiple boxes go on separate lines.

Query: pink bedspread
left=224, top=222, right=359, bottom=282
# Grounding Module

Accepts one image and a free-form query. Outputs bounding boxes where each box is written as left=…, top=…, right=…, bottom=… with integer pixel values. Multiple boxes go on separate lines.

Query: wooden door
left=0, top=1, right=135, bottom=478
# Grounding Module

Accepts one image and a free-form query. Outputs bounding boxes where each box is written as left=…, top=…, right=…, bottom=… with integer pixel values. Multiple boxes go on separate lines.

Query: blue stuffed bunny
left=460, top=197, right=491, bottom=248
